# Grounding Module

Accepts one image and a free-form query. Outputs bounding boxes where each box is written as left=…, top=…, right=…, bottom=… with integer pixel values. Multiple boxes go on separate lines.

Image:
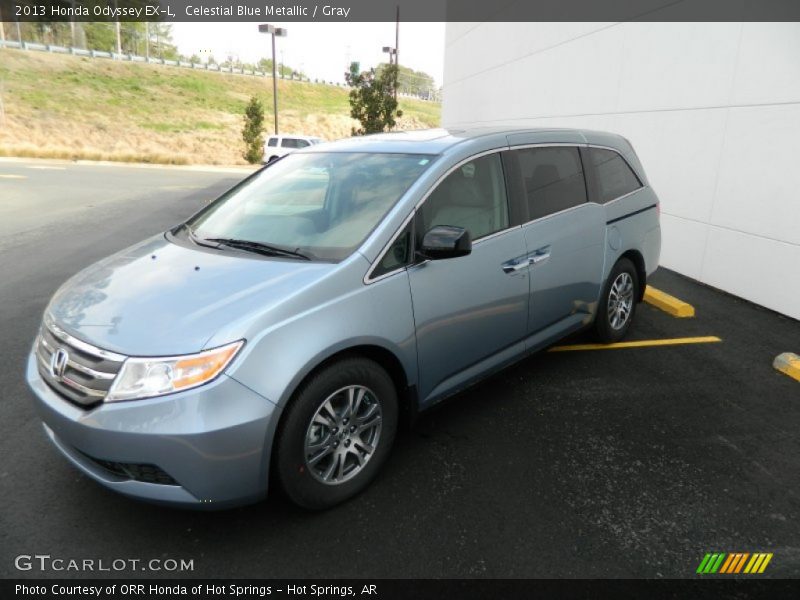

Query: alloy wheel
left=304, top=385, right=383, bottom=485
left=608, top=272, right=634, bottom=330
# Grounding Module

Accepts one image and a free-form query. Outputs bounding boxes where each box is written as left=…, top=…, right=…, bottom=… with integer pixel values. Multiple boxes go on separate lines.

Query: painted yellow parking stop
left=774, top=352, right=800, bottom=382
left=644, top=285, right=695, bottom=317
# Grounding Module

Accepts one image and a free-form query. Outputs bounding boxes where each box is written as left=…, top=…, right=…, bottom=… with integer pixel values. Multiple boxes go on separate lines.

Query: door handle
left=530, top=252, right=550, bottom=265
left=502, top=258, right=531, bottom=273
left=529, top=246, right=551, bottom=266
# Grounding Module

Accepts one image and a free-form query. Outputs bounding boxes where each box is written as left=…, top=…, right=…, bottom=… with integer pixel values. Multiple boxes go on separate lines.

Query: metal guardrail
left=0, top=38, right=334, bottom=86
left=0, top=39, right=440, bottom=101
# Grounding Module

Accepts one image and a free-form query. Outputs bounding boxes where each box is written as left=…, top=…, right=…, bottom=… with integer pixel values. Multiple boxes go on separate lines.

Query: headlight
left=106, top=340, right=244, bottom=402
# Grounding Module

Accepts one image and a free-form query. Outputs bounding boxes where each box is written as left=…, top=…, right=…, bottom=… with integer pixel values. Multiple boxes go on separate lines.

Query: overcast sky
left=171, top=22, right=445, bottom=85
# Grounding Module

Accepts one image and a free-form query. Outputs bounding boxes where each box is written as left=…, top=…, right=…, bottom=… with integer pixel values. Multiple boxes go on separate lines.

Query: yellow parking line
left=0, top=174, right=26, bottom=179
left=644, top=285, right=695, bottom=317
left=548, top=336, right=721, bottom=352
left=774, top=353, right=800, bottom=382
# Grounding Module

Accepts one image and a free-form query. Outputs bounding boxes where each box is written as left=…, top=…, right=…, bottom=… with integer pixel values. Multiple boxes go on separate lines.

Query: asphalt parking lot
left=1, top=159, right=799, bottom=579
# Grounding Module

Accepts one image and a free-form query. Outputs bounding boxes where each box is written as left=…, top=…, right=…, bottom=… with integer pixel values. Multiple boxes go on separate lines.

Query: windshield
left=186, top=152, right=435, bottom=261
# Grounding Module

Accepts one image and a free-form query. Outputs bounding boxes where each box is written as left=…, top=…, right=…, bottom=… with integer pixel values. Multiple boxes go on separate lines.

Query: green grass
left=0, top=49, right=441, bottom=165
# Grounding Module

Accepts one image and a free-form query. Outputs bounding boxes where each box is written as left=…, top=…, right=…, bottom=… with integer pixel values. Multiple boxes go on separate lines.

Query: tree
left=344, top=62, right=403, bottom=136
left=242, top=96, right=265, bottom=164
left=83, top=23, right=117, bottom=52
left=376, top=63, right=436, bottom=98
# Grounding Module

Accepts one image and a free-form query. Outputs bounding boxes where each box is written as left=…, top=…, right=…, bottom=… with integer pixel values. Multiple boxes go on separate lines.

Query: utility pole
left=0, top=81, right=6, bottom=126
left=395, top=5, right=399, bottom=102
left=113, top=0, right=121, bottom=54
left=69, top=1, right=76, bottom=47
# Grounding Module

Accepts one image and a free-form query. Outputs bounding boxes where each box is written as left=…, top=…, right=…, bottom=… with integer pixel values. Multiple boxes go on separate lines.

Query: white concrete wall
left=443, top=22, right=800, bottom=320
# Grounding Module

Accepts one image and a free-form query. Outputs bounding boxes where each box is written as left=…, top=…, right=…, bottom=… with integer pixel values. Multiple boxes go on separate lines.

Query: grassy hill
left=0, top=49, right=441, bottom=165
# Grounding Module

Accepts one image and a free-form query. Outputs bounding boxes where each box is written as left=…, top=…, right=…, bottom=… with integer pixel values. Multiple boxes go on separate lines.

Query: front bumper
left=26, top=352, right=281, bottom=509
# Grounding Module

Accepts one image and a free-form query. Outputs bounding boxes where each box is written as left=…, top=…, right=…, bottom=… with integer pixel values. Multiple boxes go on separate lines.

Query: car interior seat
left=426, top=162, right=500, bottom=240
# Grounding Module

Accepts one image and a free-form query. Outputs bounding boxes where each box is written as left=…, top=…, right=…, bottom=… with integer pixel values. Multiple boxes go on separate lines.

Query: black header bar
left=1, top=0, right=799, bottom=23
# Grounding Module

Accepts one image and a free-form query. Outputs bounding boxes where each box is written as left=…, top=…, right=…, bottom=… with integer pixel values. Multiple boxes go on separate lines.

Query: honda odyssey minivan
left=27, top=128, right=661, bottom=509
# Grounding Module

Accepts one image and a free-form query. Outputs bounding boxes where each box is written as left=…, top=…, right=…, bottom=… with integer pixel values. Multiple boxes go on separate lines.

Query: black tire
left=268, top=155, right=279, bottom=163
left=275, top=357, right=398, bottom=510
left=594, top=257, right=640, bottom=344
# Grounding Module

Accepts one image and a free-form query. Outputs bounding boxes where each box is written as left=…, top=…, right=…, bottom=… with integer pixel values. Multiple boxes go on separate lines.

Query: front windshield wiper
left=203, top=237, right=312, bottom=261
left=182, top=224, right=222, bottom=250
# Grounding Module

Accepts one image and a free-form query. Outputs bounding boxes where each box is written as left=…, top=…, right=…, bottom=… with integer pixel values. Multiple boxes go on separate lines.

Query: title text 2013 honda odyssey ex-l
left=26, top=128, right=661, bottom=509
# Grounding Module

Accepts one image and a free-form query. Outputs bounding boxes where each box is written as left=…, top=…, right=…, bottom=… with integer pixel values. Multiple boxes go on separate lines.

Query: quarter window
left=514, top=146, right=587, bottom=220
left=372, top=221, right=413, bottom=279
left=586, top=147, right=642, bottom=203
left=267, top=137, right=278, bottom=147
left=417, top=153, right=509, bottom=242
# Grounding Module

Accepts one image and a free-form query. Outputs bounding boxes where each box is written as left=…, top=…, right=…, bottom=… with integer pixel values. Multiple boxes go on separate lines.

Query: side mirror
left=418, top=225, right=472, bottom=260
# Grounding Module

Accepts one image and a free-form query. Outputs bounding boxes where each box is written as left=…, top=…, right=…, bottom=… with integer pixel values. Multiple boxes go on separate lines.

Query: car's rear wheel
left=268, top=155, right=279, bottom=163
left=594, top=257, right=639, bottom=344
left=275, top=357, right=398, bottom=509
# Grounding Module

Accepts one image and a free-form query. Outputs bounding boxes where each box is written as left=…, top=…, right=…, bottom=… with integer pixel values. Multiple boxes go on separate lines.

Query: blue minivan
left=27, top=128, right=661, bottom=509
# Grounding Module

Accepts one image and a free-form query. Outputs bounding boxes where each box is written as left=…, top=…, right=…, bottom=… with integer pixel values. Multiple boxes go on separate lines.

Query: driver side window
left=416, top=153, right=509, bottom=244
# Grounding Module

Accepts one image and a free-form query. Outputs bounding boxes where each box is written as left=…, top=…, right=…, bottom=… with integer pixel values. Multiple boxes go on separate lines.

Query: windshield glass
left=187, top=152, right=435, bottom=261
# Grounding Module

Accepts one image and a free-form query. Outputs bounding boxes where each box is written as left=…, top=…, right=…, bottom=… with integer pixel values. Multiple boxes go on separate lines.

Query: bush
left=242, top=96, right=265, bottom=164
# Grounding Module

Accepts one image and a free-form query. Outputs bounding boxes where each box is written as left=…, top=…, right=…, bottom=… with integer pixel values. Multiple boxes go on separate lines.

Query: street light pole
left=271, top=32, right=278, bottom=132
left=259, top=24, right=287, bottom=135
left=382, top=45, right=398, bottom=100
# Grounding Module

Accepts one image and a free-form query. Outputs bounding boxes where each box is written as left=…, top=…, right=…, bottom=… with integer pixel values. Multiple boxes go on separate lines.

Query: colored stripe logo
left=696, top=552, right=773, bottom=574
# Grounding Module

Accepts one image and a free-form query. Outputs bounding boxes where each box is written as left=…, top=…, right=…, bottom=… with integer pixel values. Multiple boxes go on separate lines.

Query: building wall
left=442, top=22, right=800, bottom=320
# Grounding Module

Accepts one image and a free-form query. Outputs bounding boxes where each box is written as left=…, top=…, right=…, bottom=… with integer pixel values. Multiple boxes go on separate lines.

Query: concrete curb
left=773, top=352, right=800, bottom=382
left=644, top=285, right=695, bottom=318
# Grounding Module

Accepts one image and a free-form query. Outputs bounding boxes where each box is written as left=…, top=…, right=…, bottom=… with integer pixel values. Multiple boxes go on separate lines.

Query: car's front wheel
left=594, top=257, right=639, bottom=344
left=275, top=357, right=398, bottom=509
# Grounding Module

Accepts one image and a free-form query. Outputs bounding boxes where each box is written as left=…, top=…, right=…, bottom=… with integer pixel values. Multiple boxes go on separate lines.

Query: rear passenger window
left=514, top=147, right=587, bottom=220
left=267, top=138, right=278, bottom=147
left=587, top=148, right=642, bottom=203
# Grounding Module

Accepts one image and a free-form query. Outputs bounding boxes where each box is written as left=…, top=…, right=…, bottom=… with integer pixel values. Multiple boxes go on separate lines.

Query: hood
left=47, top=235, right=335, bottom=356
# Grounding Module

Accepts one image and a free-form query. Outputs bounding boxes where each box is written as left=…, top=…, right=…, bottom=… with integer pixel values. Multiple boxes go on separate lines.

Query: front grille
left=89, top=457, right=179, bottom=486
left=35, top=320, right=126, bottom=409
